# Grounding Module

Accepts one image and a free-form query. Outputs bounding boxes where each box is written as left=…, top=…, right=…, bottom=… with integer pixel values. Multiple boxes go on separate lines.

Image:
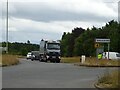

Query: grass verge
left=0, top=54, right=19, bottom=67
left=61, top=57, right=120, bottom=67
left=81, top=57, right=120, bottom=67
left=96, top=71, right=120, bottom=89
left=61, top=57, right=80, bottom=63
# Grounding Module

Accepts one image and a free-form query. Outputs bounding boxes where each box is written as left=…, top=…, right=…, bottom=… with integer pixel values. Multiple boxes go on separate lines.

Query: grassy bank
left=97, top=71, right=120, bottom=88
left=82, top=57, right=120, bottom=66
left=61, top=57, right=80, bottom=63
left=61, top=57, right=120, bottom=66
left=0, top=54, right=19, bottom=66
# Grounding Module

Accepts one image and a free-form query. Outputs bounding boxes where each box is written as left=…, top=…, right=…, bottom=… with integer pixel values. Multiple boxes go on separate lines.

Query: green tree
left=61, top=27, right=85, bottom=57
left=61, top=20, right=120, bottom=57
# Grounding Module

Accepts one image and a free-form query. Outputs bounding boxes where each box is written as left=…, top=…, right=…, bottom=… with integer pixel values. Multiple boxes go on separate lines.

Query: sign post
left=6, top=0, right=9, bottom=53
left=95, top=39, right=110, bottom=43
left=95, top=38, right=110, bottom=60
left=108, top=43, right=110, bottom=60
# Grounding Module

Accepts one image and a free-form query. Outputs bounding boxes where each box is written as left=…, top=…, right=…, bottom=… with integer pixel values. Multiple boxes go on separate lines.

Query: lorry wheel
left=44, top=58, right=47, bottom=62
left=56, top=60, right=60, bottom=63
left=39, top=56, right=43, bottom=62
left=43, top=57, right=47, bottom=62
left=45, top=60, right=47, bottom=62
left=39, top=59, right=41, bottom=62
left=50, top=60, right=54, bottom=63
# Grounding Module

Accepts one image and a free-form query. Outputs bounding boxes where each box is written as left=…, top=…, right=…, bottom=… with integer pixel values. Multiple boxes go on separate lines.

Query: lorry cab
left=39, top=40, right=61, bottom=63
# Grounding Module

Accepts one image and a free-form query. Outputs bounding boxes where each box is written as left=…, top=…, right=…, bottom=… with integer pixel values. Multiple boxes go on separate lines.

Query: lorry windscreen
left=47, top=43, right=60, bottom=50
left=116, top=53, right=120, bottom=57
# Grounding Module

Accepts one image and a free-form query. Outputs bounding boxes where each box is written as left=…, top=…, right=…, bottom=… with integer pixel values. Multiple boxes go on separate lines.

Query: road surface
left=2, top=58, right=117, bottom=88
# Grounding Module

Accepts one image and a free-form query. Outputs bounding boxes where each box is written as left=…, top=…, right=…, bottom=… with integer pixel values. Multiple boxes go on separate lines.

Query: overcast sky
left=0, top=0, right=119, bottom=44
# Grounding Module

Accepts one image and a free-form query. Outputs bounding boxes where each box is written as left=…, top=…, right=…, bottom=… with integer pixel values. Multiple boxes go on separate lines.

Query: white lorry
left=39, top=39, right=61, bottom=63
left=102, top=52, right=120, bottom=60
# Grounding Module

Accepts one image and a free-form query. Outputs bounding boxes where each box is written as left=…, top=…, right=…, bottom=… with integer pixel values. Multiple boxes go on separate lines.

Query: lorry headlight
left=58, top=56, right=61, bottom=59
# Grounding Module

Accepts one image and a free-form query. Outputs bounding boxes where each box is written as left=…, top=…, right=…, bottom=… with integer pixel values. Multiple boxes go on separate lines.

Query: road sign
left=95, top=38, right=110, bottom=60
left=95, top=43, right=100, bottom=48
left=95, top=39, right=110, bottom=43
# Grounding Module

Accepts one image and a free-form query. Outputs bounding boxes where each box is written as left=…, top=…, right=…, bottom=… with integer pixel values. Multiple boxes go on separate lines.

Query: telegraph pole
left=6, top=0, right=8, bottom=53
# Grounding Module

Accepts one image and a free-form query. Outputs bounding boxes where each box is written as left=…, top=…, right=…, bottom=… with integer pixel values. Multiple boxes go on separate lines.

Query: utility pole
left=108, top=43, right=110, bottom=60
left=6, top=0, right=8, bottom=53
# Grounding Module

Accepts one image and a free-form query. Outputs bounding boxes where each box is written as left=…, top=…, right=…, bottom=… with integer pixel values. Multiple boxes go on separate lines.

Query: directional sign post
left=95, top=39, right=110, bottom=43
left=95, top=38, right=110, bottom=60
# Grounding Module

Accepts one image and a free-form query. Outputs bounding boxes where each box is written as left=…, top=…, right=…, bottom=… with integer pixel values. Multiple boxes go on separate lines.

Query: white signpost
left=95, top=38, right=110, bottom=60
left=95, top=39, right=110, bottom=43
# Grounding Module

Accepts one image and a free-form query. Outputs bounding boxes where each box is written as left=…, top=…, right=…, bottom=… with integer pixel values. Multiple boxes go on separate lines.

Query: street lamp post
left=6, top=0, right=8, bottom=53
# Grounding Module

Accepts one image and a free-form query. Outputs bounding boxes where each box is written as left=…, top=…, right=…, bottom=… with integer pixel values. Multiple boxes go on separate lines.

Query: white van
left=102, top=52, right=120, bottom=60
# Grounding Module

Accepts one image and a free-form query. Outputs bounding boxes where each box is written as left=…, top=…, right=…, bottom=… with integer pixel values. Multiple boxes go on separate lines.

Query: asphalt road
left=2, top=58, right=117, bottom=88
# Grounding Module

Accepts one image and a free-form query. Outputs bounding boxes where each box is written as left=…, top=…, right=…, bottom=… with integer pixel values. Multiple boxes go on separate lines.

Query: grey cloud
left=10, top=9, right=111, bottom=22
left=6, top=2, right=115, bottom=22
left=1, top=1, right=117, bottom=44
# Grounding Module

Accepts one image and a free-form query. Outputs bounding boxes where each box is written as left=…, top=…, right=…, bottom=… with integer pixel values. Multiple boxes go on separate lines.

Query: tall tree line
left=61, top=20, right=120, bottom=57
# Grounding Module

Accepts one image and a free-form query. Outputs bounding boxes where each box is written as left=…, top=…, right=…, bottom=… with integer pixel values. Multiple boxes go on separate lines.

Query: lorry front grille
left=49, top=52, right=59, bottom=56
